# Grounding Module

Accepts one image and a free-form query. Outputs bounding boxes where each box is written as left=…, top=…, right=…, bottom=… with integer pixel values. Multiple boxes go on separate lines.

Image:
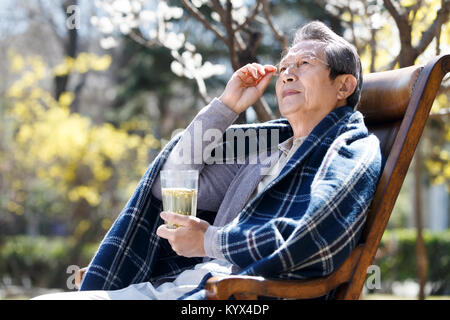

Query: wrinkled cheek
left=303, top=85, right=321, bottom=107
left=302, top=89, right=310, bottom=105
left=275, top=91, right=283, bottom=106
left=275, top=84, right=282, bottom=103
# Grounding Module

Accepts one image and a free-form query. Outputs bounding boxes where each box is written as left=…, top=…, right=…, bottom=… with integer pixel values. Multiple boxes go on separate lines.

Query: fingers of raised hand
left=238, top=63, right=277, bottom=86
left=238, top=64, right=262, bottom=83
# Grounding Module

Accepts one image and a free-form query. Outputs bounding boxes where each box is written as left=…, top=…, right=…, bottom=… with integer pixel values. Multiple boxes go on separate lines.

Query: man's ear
left=336, top=74, right=357, bottom=101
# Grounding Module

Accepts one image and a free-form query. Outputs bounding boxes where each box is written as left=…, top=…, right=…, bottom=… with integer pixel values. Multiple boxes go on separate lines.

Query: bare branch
left=414, top=0, right=450, bottom=54
left=234, top=0, right=262, bottom=33
left=369, top=28, right=377, bottom=73
left=383, top=0, right=416, bottom=67
left=210, top=0, right=226, bottom=20
left=180, top=0, right=228, bottom=44
left=233, top=31, right=246, bottom=52
left=408, top=0, right=424, bottom=23
left=261, top=0, right=287, bottom=52
left=224, top=0, right=239, bottom=69
left=128, top=29, right=160, bottom=47
left=383, top=0, right=449, bottom=68
left=345, top=2, right=358, bottom=49
left=181, top=0, right=276, bottom=121
left=384, top=0, right=412, bottom=45
left=383, top=0, right=405, bottom=26
left=436, top=24, right=441, bottom=55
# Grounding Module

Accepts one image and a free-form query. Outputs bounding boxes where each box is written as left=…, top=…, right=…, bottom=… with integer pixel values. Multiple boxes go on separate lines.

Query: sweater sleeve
left=151, top=98, right=241, bottom=213
left=203, top=226, right=226, bottom=260
left=151, top=98, right=244, bottom=260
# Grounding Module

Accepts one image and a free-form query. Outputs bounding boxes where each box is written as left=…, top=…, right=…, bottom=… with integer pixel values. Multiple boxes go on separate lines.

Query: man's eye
left=279, top=67, right=286, bottom=72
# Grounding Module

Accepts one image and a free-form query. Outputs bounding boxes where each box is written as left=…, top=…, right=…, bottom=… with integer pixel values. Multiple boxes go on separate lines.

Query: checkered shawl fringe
left=80, top=105, right=382, bottom=297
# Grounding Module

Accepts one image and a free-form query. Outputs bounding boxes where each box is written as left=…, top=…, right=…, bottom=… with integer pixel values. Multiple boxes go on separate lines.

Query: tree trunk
left=398, top=45, right=418, bottom=68
left=414, top=143, right=428, bottom=300
left=53, top=0, right=78, bottom=105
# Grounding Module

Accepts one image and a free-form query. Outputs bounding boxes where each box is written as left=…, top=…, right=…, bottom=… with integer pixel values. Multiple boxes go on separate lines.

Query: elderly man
left=33, top=21, right=382, bottom=300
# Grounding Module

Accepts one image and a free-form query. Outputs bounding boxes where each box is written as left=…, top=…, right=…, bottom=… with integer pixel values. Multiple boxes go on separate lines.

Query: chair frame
left=205, top=54, right=450, bottom=300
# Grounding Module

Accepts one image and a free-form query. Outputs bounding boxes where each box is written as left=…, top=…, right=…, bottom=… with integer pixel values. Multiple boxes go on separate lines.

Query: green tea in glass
left=160, top=170, right=198, bottom=228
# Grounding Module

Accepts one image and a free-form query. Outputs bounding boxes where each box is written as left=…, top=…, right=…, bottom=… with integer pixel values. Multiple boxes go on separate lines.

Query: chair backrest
left=335, top=54, right=450, bottom=299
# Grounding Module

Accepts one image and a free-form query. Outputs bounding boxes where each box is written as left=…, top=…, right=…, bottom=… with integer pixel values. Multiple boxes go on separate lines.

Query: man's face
left=275, top=40, right=339, bottom=117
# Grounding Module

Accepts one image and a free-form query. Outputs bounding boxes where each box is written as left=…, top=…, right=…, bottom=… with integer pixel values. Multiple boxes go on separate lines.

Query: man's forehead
left=281, top=41, right=326, bottom=61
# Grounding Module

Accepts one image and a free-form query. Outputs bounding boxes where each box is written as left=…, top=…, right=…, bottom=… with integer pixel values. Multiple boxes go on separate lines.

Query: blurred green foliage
left=374, top=229, right=450, bottom=295
left=0, top=236, right=97, bottom=289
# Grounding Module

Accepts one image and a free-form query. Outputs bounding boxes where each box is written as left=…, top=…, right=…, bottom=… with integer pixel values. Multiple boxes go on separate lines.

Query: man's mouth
left=282, top=90, right=301, bottom=98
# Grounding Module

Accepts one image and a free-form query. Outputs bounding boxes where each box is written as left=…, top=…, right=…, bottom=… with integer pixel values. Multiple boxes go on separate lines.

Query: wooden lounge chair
left=75, top=54, right=449, bottom=299
left=204, top=54, right=450, bottom=300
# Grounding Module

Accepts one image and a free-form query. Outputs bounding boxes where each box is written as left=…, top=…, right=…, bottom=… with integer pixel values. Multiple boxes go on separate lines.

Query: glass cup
left=160, top=169, right=199, bottom=229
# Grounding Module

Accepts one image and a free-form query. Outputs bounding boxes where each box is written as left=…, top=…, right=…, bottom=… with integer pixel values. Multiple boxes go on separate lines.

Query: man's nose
left=282, top=71, right=297, bottom=83
left=279, top=64, right=298, bottom=83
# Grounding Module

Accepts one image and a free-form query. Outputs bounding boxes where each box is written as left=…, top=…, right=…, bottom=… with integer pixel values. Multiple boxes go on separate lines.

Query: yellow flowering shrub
left=1, top=51, right=160, bottom=236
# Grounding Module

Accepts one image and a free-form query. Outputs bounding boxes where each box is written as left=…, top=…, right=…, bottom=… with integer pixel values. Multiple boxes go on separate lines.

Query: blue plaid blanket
left=80, top=105, right=382, bottom=299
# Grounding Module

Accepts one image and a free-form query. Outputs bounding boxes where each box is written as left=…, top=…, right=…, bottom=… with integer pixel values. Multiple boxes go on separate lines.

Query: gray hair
left=291, top=21, right=363, bottom=109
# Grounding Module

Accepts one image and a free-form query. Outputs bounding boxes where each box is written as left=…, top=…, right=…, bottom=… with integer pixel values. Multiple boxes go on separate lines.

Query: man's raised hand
left=219, top=63, right=277, bottom=114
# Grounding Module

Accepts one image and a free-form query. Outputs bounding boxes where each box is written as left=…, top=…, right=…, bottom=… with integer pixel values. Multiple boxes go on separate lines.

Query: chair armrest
left=205, top=245, right=364, bottom=300
left=75, top=267, right=88, bottom=289
left=205, top=274, right=345, bottom=300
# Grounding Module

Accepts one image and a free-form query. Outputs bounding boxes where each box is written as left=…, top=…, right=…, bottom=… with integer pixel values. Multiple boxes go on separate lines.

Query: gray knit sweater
left=151, top=98, right=304, bottom=261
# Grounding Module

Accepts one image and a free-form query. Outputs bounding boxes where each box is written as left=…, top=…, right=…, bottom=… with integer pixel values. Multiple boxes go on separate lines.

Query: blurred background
left=0, top=0, right=448, bottom=300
